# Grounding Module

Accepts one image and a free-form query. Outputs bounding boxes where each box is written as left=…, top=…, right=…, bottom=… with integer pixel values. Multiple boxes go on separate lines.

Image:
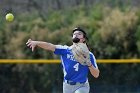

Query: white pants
left=63, top=81, right=90, bottom=93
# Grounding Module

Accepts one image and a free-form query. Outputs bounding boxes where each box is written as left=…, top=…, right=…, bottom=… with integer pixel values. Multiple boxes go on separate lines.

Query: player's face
left=72, top=31, right=85, bottom=43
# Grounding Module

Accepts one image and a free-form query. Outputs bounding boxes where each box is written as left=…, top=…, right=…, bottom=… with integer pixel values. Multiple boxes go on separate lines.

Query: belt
left=64, top=80, right=85, bottom=85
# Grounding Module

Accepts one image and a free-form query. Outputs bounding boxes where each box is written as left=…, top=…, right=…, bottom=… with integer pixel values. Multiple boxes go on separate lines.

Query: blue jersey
left=54, top=45, right=98, bottom=83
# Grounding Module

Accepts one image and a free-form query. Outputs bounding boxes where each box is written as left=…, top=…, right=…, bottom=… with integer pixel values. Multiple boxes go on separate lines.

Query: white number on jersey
left=73, top=63, right=79, bottom=71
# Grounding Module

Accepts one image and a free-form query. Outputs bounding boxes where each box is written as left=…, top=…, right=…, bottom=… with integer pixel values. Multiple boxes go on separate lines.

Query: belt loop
left=64, top=79, right=67, bottom=83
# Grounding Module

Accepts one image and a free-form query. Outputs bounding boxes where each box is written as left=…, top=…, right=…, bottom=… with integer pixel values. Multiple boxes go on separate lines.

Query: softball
left=5, top=13, right=14, bottom=22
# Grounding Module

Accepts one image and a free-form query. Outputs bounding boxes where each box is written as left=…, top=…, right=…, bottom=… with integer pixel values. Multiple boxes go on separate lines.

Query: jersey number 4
left=73, top=63, right=79, bottom=71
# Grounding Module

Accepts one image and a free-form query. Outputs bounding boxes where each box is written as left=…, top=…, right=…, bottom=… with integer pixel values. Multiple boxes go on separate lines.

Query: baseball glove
left=71, top=43, right=92, bottom=66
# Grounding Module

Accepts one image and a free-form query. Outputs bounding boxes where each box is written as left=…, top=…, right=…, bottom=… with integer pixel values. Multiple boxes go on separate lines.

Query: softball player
left=26, top=27, right=100, bottom=93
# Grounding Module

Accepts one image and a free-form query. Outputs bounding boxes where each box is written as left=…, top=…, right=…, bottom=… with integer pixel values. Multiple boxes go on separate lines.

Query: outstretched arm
left=26, top=39, right=56, bottom=52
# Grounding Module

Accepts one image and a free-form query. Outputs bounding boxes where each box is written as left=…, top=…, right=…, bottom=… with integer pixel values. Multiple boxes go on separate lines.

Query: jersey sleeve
left=90, top=52, right=98, bottom=68
left=54, top=45, right=68, bottom=55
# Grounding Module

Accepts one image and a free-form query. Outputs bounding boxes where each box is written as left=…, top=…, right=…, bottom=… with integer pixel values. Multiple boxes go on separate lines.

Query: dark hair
left=72, top=27, right=88, bottom=41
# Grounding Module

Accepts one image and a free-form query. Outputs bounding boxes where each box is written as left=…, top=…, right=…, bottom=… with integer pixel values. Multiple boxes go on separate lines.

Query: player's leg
left=74, top=86, right=89, bottom=93
left=63, top=82, right=74, bottom=93
left=74, top=82, right=90, bottom=93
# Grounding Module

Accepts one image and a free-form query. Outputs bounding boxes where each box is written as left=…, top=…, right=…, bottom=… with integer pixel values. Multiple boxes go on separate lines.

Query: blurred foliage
left=93, top=8, right=139, bottom=59
left=0, top=2, right=140, bottom=93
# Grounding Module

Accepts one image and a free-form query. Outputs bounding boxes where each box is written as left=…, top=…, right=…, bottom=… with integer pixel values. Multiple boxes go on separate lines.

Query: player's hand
left=86, top=61, right=92, bottom=67
left=26, top=39, right=37, bottom=51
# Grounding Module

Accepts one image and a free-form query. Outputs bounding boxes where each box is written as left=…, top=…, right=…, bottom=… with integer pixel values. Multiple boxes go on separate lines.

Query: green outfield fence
left=0, top=59, right=140, bottom=63
left=1, top=59, right=140, bottom=93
